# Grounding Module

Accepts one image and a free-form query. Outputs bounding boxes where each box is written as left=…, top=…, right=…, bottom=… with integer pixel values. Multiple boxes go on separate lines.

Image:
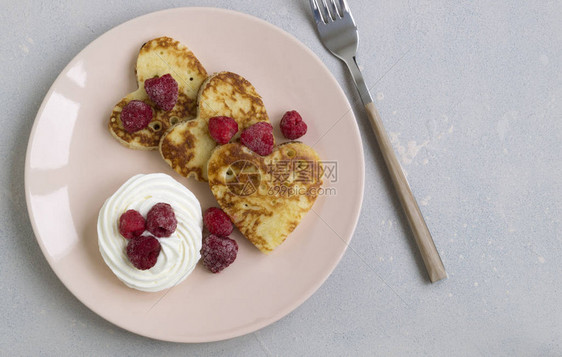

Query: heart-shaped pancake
left=108, top=37, right=207, bottom=150
left=207, top=142, right=323, bottom=254
left=159, top=71, right=271, bottom=181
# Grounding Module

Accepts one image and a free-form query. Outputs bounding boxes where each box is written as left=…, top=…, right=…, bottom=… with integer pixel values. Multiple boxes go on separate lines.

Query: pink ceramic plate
left=25, top=8, right=364, bottom=342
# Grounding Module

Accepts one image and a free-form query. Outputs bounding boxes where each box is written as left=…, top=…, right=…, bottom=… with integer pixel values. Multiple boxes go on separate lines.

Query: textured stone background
left=1, top=0, right=560, bottom=355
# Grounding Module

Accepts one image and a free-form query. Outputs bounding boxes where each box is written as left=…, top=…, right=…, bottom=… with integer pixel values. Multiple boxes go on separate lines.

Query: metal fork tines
left=309, top=0, right=372, bottom=104
left=309, top=0, right=447, bottom=282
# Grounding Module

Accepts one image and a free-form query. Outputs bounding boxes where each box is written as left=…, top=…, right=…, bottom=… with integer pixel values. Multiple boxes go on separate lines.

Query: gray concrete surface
left=1, top=0, right=561, bottom=355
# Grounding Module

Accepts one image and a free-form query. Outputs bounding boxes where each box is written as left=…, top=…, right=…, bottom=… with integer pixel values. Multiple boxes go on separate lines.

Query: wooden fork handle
left=364, top=102, right=447, bottom=283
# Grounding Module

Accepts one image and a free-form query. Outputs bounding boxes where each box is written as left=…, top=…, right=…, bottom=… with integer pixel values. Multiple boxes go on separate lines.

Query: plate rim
left=24, top=6, right=365, bottom=342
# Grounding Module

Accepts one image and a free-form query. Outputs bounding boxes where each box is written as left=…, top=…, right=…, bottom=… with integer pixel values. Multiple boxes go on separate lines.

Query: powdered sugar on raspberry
left=280, top=110, right=307, bottom=140
left=118, top=209, right=146, bottom=239
left=203, top=207, right=233, bottom=236
left=144, top=74, right=179, bottom=111
left=240, top=122, right=274, bottom=156
left=126, top=235, right=162, bottom=270
left=208, top=116, right=239, bottom=145
left=120, top=100, right=153, bottom=133
left=201, top=235, right=238, bottom=273
left=146, top=202, right=177, bottom=238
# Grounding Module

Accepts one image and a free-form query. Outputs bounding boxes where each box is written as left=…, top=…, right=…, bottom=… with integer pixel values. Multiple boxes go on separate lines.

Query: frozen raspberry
left=208, top=116, right=238, bottom=144
left=120, top=100, right=153, bottom=133
left=146, top=203, right=177, bottom=238
left=280, top=110, right=307, bottom=140
left=201, top=235, right=238, bottom=273
left=118, top=209, right=146, bottom=239
left=144, top=74, right=178, bottom=111
left=240, top=122, right=274, bottom=156
left=126, top=235, right=161, bottom=270
left=203, top=207, right=233, bottom=237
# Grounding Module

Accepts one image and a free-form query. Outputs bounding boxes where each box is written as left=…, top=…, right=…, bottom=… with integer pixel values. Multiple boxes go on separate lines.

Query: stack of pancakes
left=108, top=37, right=323, bottom=254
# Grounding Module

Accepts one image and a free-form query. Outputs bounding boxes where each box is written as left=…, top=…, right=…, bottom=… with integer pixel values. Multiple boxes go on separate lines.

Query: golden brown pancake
left=108, top=36, right=207, bottom=150
left=207, top=142, right=323, bottom=254
left=159, top=71, right=270, bottom=181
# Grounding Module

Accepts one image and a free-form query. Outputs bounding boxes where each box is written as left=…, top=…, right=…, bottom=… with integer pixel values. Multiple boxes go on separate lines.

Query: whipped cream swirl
left=97, top=173, right=202, bottom=292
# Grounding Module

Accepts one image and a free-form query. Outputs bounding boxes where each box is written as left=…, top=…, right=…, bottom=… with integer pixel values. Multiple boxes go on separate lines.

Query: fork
left=309, top=0, right=447, bottom=282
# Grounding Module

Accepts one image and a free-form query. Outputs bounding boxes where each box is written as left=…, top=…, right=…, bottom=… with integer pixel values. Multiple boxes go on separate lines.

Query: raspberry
left=144, top=74, right=178, bottom=111
left=146, top=203, right=177, bottom=238
left=201, top=235, right=238, bottom=273
left=203, top=207, right=233, bottom=237
left=118, top=209, right=146, bottom=239
left=126, top=235, right=161, bottom=270
left=120, top=100, right=153, bottom=133
left=280, top=110, right=307, bottom=140
left=240, top=122, right=274, bottom=156
left=208, top=116, right=238, bottom=145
